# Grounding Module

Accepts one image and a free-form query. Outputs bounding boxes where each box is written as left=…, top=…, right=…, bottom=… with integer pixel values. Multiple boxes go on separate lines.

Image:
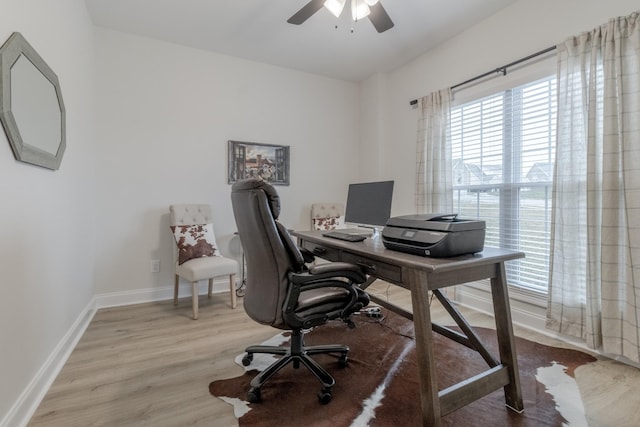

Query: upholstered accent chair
left=169, top=204, right=238, bottom=319
left=231, top=179, right=369, bottom=404
left=310, top=202, right=344, bottom=231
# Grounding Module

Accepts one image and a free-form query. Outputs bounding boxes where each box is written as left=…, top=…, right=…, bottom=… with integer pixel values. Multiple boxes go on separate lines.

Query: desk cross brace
left=431, top=289, right=499, bottom=368
left=362, top=280, right=513, bottom=419
left=362, top=282, right=499, bottom=369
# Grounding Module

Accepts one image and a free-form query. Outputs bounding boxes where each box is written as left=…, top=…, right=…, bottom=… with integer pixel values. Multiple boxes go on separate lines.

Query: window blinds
left=451, top=76, right=557, bottom=293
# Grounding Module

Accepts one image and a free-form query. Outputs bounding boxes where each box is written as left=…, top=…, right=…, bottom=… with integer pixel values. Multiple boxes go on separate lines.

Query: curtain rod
left=409, top=45, right=557, bottom=106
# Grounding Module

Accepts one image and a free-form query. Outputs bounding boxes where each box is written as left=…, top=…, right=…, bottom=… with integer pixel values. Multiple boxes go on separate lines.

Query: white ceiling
left=85, top=0, right=517, bottom=82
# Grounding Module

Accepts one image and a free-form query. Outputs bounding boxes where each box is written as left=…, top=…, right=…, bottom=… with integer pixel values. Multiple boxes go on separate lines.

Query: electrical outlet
left=150, top=259, right=160, bottom=273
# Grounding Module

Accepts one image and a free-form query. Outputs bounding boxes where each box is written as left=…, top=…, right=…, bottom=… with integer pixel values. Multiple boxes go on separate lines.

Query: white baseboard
left=94, top=277, right=236, bottom=309
left=1, top=299, right=97, bottom=427
left=3, top=277, right=235, bottom=427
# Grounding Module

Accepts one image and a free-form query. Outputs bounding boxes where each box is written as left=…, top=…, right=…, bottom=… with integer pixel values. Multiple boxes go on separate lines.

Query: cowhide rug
left=209, top=310, right=596, bottom=426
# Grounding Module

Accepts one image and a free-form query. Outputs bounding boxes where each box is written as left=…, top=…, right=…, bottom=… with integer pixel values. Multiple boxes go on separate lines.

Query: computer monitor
left=344, top=180, right=394, bottom=229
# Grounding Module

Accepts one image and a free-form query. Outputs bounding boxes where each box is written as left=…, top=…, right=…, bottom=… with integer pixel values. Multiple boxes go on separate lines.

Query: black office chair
left=230, top=179, right=370, bottom=404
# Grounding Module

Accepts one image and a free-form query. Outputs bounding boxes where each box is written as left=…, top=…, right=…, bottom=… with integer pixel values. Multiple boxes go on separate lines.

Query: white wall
left=92, top=29, right=361, bottom=296
left=0, top=0, right=96, bottom=423
left=362, top=0, right=640, bottom=218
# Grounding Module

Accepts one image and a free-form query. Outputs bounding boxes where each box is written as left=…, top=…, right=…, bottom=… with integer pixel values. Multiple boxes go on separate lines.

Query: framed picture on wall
left=227, top=140, right=290, bottom=186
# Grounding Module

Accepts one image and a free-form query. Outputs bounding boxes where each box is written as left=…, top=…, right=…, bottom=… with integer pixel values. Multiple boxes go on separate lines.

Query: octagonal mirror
left=0, top=32, right=66, bottom=170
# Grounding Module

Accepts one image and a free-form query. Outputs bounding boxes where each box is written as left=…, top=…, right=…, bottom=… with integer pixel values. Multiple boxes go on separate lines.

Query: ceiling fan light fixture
left=288, top=0, right=393, bottom=33
left=324, top=0, right=346, bottom=18
left=351, top=0, right=370, bottom=21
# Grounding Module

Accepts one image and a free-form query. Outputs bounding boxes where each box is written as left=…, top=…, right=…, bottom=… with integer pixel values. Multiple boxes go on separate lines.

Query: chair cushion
left=295, top=287, right=369, bottom=318
left=297, top=287, right=350, bottom=310
left=175, top=256, right=238, bottom=282
left=171, top=223, right=220, bottom=265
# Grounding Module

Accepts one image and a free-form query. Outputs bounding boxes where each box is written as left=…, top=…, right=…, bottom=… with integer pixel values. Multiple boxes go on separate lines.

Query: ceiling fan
left=287, top=0, right=394, bottom=33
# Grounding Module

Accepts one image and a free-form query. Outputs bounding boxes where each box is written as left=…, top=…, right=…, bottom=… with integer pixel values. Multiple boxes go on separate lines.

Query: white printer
left=381, top=214, right=485, bottom=257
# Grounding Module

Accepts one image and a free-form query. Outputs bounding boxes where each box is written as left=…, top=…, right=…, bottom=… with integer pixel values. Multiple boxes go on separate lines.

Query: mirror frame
left=0, top=32, right=66, bottom=170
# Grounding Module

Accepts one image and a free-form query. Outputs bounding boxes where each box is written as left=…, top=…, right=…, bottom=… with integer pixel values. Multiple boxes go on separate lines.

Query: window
left=450, top=76, right=556, bottom=294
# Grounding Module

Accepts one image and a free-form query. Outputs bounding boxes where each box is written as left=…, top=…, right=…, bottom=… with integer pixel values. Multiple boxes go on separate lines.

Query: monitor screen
left=344, top=180, right=394, bottom=227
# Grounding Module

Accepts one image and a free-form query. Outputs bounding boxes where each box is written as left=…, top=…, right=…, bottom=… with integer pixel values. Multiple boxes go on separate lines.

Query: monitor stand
left=358, top=225, right=379, bottom=239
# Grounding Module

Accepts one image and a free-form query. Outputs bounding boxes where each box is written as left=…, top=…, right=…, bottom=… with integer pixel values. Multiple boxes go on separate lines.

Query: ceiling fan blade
left=368, top=2, right=394, bottom=33
left=287, top=0, right=326, bottom=25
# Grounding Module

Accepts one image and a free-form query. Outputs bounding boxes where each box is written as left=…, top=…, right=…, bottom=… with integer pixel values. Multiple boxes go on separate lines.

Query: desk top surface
left=293, top=230, right=524, bottom=273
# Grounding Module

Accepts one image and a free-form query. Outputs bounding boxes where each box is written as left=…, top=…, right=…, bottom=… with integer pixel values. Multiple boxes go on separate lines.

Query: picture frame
left=228, top=140, right=290, bottom=186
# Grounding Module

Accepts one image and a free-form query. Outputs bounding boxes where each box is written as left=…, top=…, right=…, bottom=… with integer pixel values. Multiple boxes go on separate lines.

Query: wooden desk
left=294, top=230, right=525, bottom=426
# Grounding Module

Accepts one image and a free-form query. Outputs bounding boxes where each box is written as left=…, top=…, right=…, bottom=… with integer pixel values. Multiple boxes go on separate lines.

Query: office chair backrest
left=231, top=179, right=305, bottom=329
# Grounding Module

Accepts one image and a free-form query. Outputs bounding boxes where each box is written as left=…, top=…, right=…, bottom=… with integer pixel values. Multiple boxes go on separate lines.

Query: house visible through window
left=450, top=76, right=556, bottom=294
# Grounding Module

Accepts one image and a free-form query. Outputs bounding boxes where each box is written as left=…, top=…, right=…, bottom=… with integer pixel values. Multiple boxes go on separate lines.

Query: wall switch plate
left=150, top=259, right=160, bottom=273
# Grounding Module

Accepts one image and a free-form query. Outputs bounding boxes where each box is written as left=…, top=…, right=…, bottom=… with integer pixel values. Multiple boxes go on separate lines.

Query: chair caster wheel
left=338, top=354, right=348, bottom=367
left=247, top=387, right=261, bottom=403
left=318, top=388, right=332, bottom=404
left=242, top=353, right=253, bottom=366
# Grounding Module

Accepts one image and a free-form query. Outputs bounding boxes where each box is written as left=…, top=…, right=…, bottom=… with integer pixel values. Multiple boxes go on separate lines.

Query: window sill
left=453, top=280, right=548, bottom=329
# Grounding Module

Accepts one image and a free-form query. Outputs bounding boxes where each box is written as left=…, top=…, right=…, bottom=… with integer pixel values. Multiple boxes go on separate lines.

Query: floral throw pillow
left=312, top=216, right=343, bottom=231
left=171, top=223, right=221, bottom=265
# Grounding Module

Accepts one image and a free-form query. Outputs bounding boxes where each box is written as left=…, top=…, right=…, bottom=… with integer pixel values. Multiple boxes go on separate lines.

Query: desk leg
left=491, top=262, right=524, bottom=412
left=408, top=268, right=441, bottom=426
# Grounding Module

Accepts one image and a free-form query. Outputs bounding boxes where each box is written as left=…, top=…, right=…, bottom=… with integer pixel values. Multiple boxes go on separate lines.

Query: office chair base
left=242, top=329, right=348, bottom=404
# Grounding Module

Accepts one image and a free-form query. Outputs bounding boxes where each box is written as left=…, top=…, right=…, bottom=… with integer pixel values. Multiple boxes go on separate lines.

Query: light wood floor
left=29, top=283, right=640, bottom=426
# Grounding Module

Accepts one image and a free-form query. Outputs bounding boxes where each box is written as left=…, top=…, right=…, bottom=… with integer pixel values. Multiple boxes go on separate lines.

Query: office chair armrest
left=299, top=247, right=316, bottom=263
left=301, top=262, right=366, bottom=284
left=285, top=265, right=368, bottom=329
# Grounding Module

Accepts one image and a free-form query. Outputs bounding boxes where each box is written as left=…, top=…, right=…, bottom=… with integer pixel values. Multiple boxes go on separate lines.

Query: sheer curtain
left=415, top=88, right=453, bottom=213
left=547, top=11, right=640, bottom=362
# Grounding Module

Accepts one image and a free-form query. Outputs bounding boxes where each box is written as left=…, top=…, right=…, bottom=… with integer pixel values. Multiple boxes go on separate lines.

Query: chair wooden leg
left=174, top=275, right=179, bottom=306
left=192, top=282, right=198, bottom=320
left=229, top=274, right=237, bottom=309
left=208, top=278, right=213, bottom=298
